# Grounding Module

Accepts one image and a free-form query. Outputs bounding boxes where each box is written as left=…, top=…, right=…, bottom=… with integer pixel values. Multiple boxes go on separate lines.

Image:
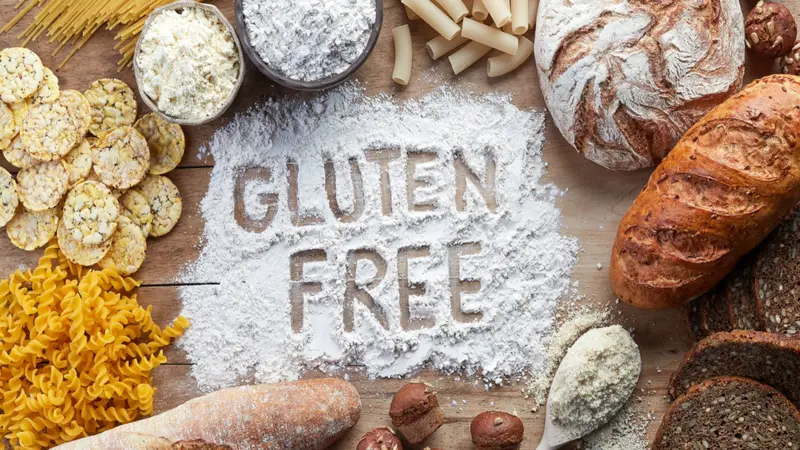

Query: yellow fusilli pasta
left=0, top=240, right=189, bottom=449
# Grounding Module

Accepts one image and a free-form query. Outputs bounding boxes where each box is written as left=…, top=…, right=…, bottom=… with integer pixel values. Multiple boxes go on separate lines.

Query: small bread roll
left=389, top=383, right=445, bottom=444
left=470, top=411, right=524, bottom=450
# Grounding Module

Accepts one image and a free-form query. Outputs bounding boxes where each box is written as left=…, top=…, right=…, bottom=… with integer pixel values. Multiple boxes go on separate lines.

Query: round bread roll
left=534, top=0, right=745, bottom=171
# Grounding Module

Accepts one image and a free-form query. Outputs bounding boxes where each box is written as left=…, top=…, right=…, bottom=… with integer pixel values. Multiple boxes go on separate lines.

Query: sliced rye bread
left=669, top=331, right=800, bottom=406
left=754, top=208, right=800, bottom=337
left=688, top=300, right=705, bottom=339
left=700, top=284, right=733, bottom=335
left=725, top=255, right=763, bottom=331
left=653, top=376, right=800, bottom=450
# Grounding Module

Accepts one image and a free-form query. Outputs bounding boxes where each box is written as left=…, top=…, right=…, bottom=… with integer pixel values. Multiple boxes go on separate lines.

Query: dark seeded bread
left=669, top=331, right=800, bottom=405
left=725, top=256, right=762, bottom=331
left=653, top=376, right=800, bottom=450
left=754, top=208, right=800, bottom=336
left=700, top=285, right=732, bottom=335
left=688, top=300, right=705, bottom=339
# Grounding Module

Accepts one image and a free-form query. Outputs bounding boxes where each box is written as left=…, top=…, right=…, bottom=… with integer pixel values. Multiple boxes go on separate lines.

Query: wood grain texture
left=0, top=0, right=779, bottom=448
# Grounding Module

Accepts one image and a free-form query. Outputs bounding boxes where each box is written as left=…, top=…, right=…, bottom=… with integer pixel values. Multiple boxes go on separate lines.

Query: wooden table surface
left=0, top=0, right=778, bottom=448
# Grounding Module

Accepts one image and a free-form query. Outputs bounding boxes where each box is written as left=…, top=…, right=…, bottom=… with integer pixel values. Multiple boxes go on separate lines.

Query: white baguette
left=54, top=379, right=361, bottom=450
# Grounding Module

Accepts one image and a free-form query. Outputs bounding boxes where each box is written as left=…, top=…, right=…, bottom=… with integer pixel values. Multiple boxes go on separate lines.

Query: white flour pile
left=242, top=0, right=375, bottom=82
left=179, top=83, right=580, bottom=391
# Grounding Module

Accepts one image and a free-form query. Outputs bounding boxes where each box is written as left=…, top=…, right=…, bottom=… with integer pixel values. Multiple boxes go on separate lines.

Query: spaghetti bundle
left=1, top=0, right=203, bottom=70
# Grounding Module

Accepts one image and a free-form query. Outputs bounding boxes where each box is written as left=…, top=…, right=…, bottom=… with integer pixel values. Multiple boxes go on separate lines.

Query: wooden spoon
left=535, top=395, right=590, bottom=450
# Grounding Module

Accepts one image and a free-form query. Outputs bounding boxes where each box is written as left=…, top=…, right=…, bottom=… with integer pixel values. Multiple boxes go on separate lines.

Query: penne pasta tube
left=392, top=25, right=413, bottom=85
left=461, top=17, right=519, bottom=54
left=487, top=36, right=534, bottom=77
left=449, top=41, right=492, bottom=74
left=472, top=0, right=489, bottom=20
left=405, top=5, right=421, bottom=20
left=510, top=0, right=529, bottom=34
left=528, top=0, right=539, bottom=27
left=426, top=33, right=470, bottom=59
left=402, top=0, right=461, bottom=40
left=481, top=0, right=512, bottom=27
left=435, top=0, right=470, bottom=22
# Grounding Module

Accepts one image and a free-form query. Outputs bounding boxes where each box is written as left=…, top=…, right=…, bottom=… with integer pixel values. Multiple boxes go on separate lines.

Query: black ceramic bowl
left=234, top=0, right=383, bottom=91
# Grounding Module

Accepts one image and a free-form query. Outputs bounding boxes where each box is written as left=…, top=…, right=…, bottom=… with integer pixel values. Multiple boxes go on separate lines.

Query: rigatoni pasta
left=402, top=0, right=461, bottom=40
left=488, top=36, right=534, bottom=76
left=435, top=0, right=470, bottom=22
left=481, top=0, right=512, bottom=27
left=461, top=18, right=519, bottom=54
left=426, top=34, right=470, bottom=59
left=449, top=41, right=492, bottom=74
left=405, top=5, right=421, bottom=20
left=529, top=0, right=539, bottom=27
left=472, top=0, right=490, bottom=20
left=393, top=25, right=413, bottom=85
left=511, top=0, right=529, bottom=34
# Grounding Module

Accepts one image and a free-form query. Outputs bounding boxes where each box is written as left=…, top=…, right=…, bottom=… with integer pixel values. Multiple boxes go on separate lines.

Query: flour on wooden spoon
left=178, top=83, right=579, bottom=391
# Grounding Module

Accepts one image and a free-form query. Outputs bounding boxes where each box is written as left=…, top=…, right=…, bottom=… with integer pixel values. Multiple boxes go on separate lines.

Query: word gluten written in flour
left=234, top=149, right=499, bottom=332
left=179, top=85, right=579, bottom=388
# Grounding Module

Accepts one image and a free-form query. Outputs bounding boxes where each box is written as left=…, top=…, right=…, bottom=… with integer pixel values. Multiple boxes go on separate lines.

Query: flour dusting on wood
left=178, top=84, right=579, bottom=391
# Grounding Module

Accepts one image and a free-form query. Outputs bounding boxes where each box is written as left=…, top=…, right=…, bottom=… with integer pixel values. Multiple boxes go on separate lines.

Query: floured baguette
left=610, top=75, right=800, bottom=309
left=54, top=378, right=361, bottom=450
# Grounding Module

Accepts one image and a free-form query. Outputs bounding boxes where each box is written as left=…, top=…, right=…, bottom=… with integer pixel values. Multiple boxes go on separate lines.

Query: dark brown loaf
left=610, top=75, right=800, bottom=309
left=669, top=330, right=800, bottom=405
left=53, top=379, right=361, bottom=450
left=653, top=376, right=800, bottom=449
left=470, top=411, right=524, bottom=450
left=390, top=383, right=444, bottom=444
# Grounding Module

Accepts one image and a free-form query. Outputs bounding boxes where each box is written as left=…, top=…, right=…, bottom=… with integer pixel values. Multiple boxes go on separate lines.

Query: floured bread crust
left=534, top=0, right=745, bottom=170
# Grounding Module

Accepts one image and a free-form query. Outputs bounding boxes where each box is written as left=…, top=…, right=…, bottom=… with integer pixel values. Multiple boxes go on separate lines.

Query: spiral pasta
left=0, top=240, right=189, bottom=449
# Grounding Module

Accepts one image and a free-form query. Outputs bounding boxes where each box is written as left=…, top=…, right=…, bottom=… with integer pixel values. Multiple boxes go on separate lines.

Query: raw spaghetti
left=1, top=0, right=204, bottom=70
left=0, top=239, right=189, bottom=449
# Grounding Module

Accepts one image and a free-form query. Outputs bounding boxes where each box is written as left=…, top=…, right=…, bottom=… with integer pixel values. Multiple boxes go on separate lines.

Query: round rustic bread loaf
left=534, top=0, right=745, bottom=171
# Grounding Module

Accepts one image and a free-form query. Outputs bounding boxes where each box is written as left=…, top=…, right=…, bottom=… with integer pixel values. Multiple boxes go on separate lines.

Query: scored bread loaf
left=54, top=378, right=361, bottom=450
left=610, top=75, right=800, bottom=309
left=653, top=376, right=800, bottom=449
left=534, top=0, right=744, bottom=170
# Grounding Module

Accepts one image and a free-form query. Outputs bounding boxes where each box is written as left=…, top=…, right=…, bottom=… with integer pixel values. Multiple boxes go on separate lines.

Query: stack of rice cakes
left=0, top=48, right=185, bottom=276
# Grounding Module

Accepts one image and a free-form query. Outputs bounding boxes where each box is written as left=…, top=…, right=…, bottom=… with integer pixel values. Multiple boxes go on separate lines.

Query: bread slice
left=725, top=256, right=763, bottom=331
left=754, top=208, right=800, bottom=336
left=688, top=300, right=705, bottom=339
left=700, top=285, right=732, bottom=335
left=669, top=330, right=800, bottom=405
left=653, top=376, right=800, bottom=449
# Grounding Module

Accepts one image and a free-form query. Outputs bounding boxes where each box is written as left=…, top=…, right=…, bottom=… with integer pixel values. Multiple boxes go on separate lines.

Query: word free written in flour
left=179, top=85, right=579, bottom=388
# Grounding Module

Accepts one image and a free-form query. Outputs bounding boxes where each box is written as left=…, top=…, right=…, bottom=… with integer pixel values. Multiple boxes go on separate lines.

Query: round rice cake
left=10, top=99, right=29, bottom=126
left=98, top=216, right=146, bottom=276
left=33, top=67, right=59, bottom=103
left=57, top=219, right=111, bottom=266
left=3, top=136, right=40, bottom=169
left=119, top=189, right=153, bottom=238
left=0, top=101, right=16, bottom=150
left=134, top=175, right=181, bottom=237
left=17, top=161, right=69, bottom=211
left=7, top=207, right=59, bottom=251
left=62, top=180, right=119, bottom=246
left=85, top=78, right=137, bottom=137
left=61, top=139, right=93, bottom=186
left=0, top=48, right=44, bottom=104
left=0, top=167, right=18, bottom=227
left=92, top=126, right=150, bottom=189
left=59, top=89, right=91, bottom=137
left=20, top=99, right=82, bottom=161
left=134, top=113, right=184, bottom=175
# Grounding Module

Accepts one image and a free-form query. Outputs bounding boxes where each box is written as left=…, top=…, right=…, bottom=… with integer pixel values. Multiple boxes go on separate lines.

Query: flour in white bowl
left=178, top=83, right=580, bottom=391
